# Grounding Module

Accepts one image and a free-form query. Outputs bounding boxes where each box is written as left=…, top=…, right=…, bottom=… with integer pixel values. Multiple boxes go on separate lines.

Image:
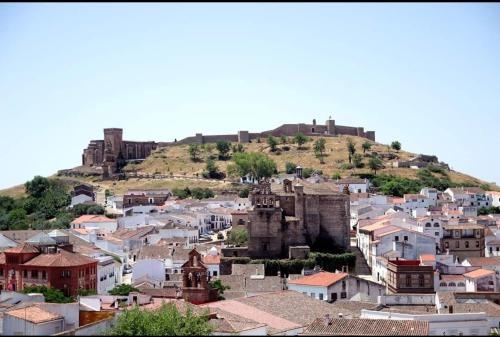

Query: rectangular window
left=23, top=270, right=27, bottom=278
left=42, top=271, right=46, bottom=279
left=31, top=270, right=38, bottom=278
left=319, top=293, right=324, bottom=300
left=394, top=236, right=399, bottom=242
left=341, top=292, right=347, bottom=299
left=456, top=241, right=460, bottom=248
left=476, top=241, right=480, bottom=248
left=404, top=236, right=408, bottom=241
left=310, top=293, right=315, bottom=299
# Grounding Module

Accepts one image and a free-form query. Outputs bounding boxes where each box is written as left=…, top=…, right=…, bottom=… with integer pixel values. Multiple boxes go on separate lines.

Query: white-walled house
left=70, top=194, right=94, bottom=208
left=486, top=191, right=500, bottom=207
left=334, top=178, right=370, bottom=194
left=420, top=187, right=438, bottom=204
left=97, top=256, right=118, bottom=295
left=464, top=269, right=497, bottom=292
left=203, top=247, right=221, bottom=278
left=402, top=194, right=434, bottom=213
left=288, top=271, right=385, bottom=303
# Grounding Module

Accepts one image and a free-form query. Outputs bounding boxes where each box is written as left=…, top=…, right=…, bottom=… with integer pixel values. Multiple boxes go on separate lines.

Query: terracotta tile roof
left=440, top=274, right=465, bottom=282
left=72, top=215, right=116, bottom=225
left=22, top=249, right=97, bottom=267
left=4, top=243, right=39, bottom=254
left=463, top=268, right=495, bottom=279
left=202, top=299, right=301, bottom=334
left=112, top=226, right=156, bottom=240
left=5, top=304, right=63, bottom=324
left=302, top=318, right=429, bottom=336
left=288, top=272, right=348, bottom=287
left=420, top=254, right=436, bottom=262
left=202, top=255, right=221, bottom=265
left=465, top=257, right=500, bottom=266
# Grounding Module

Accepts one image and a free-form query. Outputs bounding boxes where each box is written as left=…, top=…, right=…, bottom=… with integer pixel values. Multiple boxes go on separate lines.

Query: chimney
left=338, top=313, right=343, bottom=319
left=324, top=314, right=331, bottom=326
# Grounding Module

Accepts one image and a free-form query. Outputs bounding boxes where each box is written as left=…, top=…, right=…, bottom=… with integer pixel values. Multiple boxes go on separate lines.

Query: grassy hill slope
left=1, top=135, right=497, bottom=198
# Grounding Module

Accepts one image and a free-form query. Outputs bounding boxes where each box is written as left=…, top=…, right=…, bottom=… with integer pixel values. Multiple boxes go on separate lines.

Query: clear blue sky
left=1, top=3, right=499, bottom=190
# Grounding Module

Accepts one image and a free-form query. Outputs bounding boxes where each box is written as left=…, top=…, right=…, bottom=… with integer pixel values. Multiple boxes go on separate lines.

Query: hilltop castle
left=81, top=117, right=375, bottom=175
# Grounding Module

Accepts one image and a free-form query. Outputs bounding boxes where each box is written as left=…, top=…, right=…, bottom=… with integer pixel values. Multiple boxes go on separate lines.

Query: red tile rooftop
left=71, top=215, right=115, bottom=224
left=288, top=272, right=348, bottom=287
left=463, top=268, right=495, bottom=279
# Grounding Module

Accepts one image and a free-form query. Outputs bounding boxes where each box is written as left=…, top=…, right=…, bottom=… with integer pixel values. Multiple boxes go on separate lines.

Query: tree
left=347, top=138, right=356, bottom=164
left=22, top=285, right=72, bottom=303
left=331, top=172, right=341, bottom=180
left=188, top=144, right=201, bottom=162
left=232, top=143, right=244, bottom=153
left=362, top=141, right=372, bottom=153
left=105, top=302, right=213, bottom=336
left=227, top=228, right=248, bottom=246
left=285, top=162, right=297, bottom=174
left=368, top=156, right=384, bottom=175
left=216, top=141, right=231, bottom=160
left=109, top=284, right=139, bottom=296
left=231, top=152, right=276, bottom=180
left=209, top=279, right=231, bottom=300
left=238, top=187, right=250, bottom=198
left=280, top=135, right=288, bottom=144
left=293, top=132, right=308, bottom=148
left=25, top=176, right=50, bottom=198
left=391, top=141, right=401, bottom=151
left=352, top=153, right=364, bottom=168
left=202, top=159, right=224, bottom=179
left=190, top=188, right=214, bottom=200
left=267, top=136, right=278, bottom=152
left=313, top=138, right=326, bottom=164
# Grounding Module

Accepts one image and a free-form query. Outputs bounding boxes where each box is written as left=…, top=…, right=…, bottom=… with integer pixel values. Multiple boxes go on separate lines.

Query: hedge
left=249, top=252, right=356, bottom=276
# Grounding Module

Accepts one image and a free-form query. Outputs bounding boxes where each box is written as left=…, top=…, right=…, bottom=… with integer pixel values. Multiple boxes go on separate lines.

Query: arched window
left=440, top=282, right=447, bottom=287
left=465, top=241, right=469, bottom=248
left=449, top=282, right=456, bottom=287
left=425, top=223, right=431, bottom=228
left=434, top=223, right=440, bottom=227
left=418, top=274, right=424, bottom=287
left=458, top=282, right=465, bottom=287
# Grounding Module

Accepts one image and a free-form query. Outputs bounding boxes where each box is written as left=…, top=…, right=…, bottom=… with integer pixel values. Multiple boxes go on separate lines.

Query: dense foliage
left=202, top=159, right=225, bottom=179
left=285, top=162, right=297, bottom=174
left=313, top=138, right=326, bottom=163
left=0, top=176, right=73, bottom=230
left=391, top=141, right=402, bottom=151
left=371, top=168, right=477, bottom=197
left=22, top=285, right=73, bottom=303
left=228, top=152, right=277, bottom=180
left=267, top=136, right=278, bottom=152
left=227, top=228, right=248, bottom=246
left=250, top=252, right=356, bottom=276
left=293, top=132, right=308, bottom=147
left=109, top=284, right=140, bottom=296
left=478, top=207, right=500, bottom=215
left=216, top=140, right=231, bottom=160
left=188, top=144, right=201, bottom=162
left=105, top=302, right=213, bottom=336
left=172, top=187, right=215, bottom=200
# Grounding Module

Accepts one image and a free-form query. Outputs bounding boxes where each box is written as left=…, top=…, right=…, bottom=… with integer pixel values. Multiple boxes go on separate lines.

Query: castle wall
left=247, top=208, right=283, bottom=259
left=317, top=194, right=350, bottom=248
left=278, top=194, right=295, bottom=216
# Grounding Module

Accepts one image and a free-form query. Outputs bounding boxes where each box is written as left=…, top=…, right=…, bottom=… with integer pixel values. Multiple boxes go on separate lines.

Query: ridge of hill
left=0, top=135, right=498, bottom=198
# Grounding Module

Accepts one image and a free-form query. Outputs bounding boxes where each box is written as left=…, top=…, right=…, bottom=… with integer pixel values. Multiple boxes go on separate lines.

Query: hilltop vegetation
left=0, top=135, right=497, bottom=200
left=122, top=134, right=490, bottom=187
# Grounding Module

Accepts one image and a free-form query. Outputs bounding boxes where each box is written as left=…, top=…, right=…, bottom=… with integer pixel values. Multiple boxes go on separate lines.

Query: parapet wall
left=159, top=118, right=376, bottom=146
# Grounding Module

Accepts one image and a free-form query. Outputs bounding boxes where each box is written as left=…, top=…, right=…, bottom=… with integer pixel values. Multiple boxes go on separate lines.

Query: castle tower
left=103, top=128, right=123, bottom=160
left=326, top=118, right=336, bottom=136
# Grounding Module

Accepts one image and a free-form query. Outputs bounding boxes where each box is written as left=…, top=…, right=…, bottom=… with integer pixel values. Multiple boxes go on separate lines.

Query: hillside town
left=1, top=162, right=500, bottom=335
